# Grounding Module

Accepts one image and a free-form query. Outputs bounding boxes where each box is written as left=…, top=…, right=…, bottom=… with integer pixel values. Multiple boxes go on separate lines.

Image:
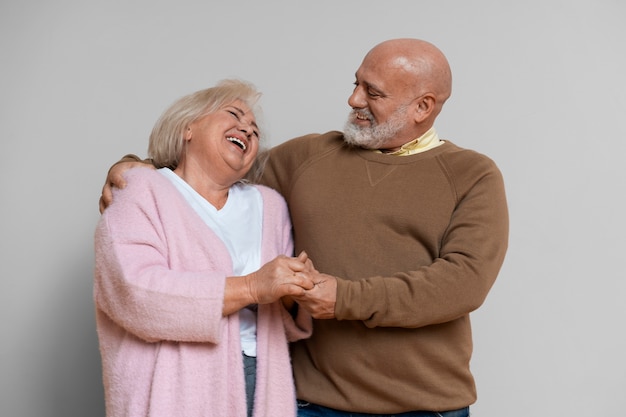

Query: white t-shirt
left=159, top=168, right=262, bottom=356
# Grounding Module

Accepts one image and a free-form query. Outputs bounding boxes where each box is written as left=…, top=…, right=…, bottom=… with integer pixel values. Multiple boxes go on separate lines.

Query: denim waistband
left=296, top=400, right=470, bottom=417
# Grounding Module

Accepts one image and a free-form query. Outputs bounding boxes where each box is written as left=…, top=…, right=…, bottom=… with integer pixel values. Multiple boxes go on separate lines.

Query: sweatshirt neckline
left=354, top=140, right=451, bottom=163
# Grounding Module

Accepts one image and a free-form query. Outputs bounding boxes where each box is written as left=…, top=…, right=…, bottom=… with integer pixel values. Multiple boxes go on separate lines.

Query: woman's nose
left=239, top=122, right=254, bottom=136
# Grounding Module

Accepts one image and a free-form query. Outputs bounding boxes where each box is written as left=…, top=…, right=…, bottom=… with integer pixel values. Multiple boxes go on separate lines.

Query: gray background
left=1, top=1, right=624, bottom=416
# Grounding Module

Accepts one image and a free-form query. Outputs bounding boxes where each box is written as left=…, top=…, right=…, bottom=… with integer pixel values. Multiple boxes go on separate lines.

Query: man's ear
left=413, top=93, right=436, bottom=123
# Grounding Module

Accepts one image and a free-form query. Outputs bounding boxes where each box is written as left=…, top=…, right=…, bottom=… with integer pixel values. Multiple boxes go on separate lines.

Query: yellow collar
left=375, top=127, right=442, bottom=156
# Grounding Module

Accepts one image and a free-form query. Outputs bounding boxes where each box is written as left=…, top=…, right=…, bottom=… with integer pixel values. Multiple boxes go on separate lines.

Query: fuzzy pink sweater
left=94, top=168, right=311, bottom=417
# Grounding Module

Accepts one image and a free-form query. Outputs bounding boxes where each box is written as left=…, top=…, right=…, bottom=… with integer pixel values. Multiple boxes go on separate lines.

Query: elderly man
left=101, top=39, right=508, bottom=417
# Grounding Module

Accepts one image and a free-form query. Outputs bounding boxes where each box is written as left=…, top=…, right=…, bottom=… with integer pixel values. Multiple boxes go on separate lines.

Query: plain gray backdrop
left=1, top=1, right=624, bottom=416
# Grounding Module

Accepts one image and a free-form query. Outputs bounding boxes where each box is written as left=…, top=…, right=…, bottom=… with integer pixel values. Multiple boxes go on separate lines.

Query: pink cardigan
left=94, top=168, right=312, bottom=417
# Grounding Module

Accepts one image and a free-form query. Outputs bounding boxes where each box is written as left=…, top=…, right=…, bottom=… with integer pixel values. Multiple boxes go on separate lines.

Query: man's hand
left=294, top=273, right=338, bottom=319
left=99, top=159, right=154, bottom=213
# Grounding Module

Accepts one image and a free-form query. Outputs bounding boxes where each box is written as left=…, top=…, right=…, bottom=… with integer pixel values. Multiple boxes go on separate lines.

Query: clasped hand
left=246, top=251, right=317, bottom=304
left=248, top=252, right=337, bottom=319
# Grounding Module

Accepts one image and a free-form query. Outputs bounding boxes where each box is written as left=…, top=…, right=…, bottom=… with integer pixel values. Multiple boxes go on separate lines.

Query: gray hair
left=148, top=79, right=264, bottom=169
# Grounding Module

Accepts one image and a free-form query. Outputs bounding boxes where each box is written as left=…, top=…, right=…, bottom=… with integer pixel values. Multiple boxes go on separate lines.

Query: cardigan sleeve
left=94, top=169, right=228, bottom=343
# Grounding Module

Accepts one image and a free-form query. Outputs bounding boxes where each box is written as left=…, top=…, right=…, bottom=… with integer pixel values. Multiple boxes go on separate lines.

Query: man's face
left=343, top=57, right=417, bottom=150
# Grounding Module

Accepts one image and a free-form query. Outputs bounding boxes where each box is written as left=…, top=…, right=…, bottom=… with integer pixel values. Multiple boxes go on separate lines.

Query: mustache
left=349, top=108, right=374, bottom=122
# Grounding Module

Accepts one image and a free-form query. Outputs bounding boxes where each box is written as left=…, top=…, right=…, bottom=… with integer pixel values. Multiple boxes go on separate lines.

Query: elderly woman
left=94, top=80, right=315, bottom=417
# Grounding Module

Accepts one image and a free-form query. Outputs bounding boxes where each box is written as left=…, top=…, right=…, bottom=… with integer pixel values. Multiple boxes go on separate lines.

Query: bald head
left=365, top=38, right=452, bottom=109
left=345, top=38, right=453, bottom=150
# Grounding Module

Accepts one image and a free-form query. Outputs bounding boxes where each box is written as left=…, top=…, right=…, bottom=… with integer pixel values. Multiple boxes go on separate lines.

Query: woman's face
left=184, top=99, right=260, bottom=183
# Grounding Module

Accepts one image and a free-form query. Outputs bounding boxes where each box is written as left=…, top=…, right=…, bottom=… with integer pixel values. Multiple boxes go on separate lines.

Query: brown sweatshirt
left=261, top=131, right=509, bottom=413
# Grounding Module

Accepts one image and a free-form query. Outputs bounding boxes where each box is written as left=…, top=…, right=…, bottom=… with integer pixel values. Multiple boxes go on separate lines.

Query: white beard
left=343, top=105, right=408, bottom=149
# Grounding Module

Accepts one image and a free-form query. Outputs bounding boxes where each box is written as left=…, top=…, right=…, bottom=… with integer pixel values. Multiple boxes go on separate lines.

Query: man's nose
left=348, top=86, right=366, bottom=108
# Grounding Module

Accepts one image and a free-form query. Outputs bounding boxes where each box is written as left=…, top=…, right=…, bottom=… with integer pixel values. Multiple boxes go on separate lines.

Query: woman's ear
left=184, top=126, right=192, bottom=141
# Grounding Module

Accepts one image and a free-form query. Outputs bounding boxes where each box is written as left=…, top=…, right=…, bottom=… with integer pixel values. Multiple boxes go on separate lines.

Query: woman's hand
left=223, top=252, right=316, bottom=316
left=246, top=252, right=316, bottom=304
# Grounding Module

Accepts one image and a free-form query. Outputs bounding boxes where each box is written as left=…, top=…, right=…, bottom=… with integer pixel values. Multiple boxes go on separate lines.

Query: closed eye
left=227, top=106, right=260, bottom=138
left=353, top=80, right=383, bottom=98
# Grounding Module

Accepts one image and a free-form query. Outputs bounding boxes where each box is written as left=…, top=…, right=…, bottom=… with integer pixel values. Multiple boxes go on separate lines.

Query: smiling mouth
left=353, top=111, right=372, bottom=124
left=227, top=137, right=247, bottom=151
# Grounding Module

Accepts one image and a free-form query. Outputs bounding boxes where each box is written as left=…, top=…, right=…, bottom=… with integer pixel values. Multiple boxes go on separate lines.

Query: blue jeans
left=296, top=401, right=469, bottom=417
left=243, top=353, right=256, bottom=417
